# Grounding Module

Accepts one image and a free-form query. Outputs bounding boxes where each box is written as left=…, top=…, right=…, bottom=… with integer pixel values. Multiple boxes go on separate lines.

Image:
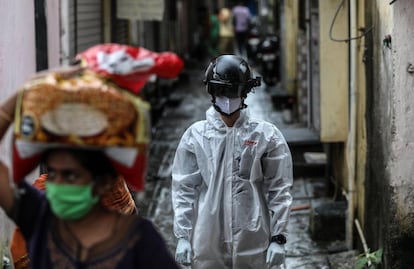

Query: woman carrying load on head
left=0, top=66, right=179, bottom=269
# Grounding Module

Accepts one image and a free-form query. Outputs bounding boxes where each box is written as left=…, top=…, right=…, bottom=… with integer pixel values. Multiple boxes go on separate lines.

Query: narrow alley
left=3, top=1, right=414, bottom=268
left=137, top=61, right=357, bottom=269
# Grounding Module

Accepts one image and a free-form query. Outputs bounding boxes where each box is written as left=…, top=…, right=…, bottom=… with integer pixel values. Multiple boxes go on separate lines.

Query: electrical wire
left=329, top=0, right=374, bottom=43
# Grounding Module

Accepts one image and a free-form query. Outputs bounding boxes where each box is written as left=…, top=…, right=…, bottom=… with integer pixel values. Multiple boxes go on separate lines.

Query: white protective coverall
left=172, top=106, right=293, bottom=269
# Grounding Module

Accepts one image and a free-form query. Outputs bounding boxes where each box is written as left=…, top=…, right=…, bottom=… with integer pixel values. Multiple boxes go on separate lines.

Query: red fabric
left=110, top=151, right=148, bottom=192
left=12, top=142, right=42, bottom=184
left=76, top=43, right=184, bottom=94
left=11, top=227, right=30, bottom=269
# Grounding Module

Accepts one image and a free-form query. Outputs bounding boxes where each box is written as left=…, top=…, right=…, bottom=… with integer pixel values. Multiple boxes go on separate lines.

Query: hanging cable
left=329, top=0, right=374, bottom=43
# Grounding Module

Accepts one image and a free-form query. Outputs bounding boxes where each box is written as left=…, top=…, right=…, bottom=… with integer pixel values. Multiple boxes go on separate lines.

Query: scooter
left=246, top=26, right=261, bottom=64
left=257, top=35, right=280, bottom=87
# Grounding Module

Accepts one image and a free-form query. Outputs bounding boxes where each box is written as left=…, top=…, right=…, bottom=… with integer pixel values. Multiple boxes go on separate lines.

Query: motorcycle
left=257, top=35, right=280, bottom=87
left=246, top=26, right=261, bottom=64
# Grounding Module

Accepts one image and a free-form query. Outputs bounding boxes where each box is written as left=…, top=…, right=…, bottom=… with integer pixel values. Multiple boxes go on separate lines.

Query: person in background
left=0, top=76, right=179, bottom=269
left=232, top=1, right=252, bottom=57
left=218, top=7, right=235, bottom=55
left=208, top=8, right=220, bottom=57
left=171, top=55, right=293, bottom=269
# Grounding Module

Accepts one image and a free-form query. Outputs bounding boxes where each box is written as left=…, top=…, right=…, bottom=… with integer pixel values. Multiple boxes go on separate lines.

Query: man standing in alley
left=171, top=54, right=293, bottom=269
left=232, top=1, right=252, bottom=57
left=218, top=7, right=235, bottom=55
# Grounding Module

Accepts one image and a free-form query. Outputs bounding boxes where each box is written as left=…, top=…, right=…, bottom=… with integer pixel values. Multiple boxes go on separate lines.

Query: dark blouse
left=12, top=181, right=179, bottom=269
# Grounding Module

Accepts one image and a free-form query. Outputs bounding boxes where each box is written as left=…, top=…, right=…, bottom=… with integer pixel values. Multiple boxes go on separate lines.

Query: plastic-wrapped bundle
left=76, top=43, right=184, bottom=94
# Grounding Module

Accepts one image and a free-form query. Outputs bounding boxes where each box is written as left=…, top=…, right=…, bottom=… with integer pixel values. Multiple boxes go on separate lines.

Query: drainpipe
left=346, top=0, right=357, bottom=250
left=305, top=0, right=312, bottom=128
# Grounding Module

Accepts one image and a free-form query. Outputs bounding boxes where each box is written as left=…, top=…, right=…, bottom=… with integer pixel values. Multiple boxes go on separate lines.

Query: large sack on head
left=12, top=67, right=150, bottom=191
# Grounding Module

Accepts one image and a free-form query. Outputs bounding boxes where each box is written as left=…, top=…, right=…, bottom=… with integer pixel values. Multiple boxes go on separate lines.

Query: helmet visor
left=207, top=80, right=242, bottom=98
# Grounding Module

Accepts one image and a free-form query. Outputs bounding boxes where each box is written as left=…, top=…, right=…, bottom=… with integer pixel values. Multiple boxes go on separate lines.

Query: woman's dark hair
left=41, top=147, right=118, bottom=181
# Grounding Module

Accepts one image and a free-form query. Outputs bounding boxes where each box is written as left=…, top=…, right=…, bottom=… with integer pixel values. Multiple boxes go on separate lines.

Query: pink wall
left=0, top=1, right=36, bottom=167
left=0, top=0, right=61, bottom=102
left=0, top=1, right=61, bottom=241
left=0, top=1, right=36, bottom=100
left=0, top=0, right=61, bottom=164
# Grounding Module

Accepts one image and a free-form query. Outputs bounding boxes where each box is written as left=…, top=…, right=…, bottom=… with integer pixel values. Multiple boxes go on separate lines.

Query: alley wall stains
left=367, top=0, right=414, bottom=267
left=391, top=0, right=414, bottom=233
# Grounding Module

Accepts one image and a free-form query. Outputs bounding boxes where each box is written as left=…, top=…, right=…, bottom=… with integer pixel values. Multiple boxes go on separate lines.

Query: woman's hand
left=0, top=92, right=18, bottom=214
left=30, top=64, right=85, bottom=80
left=0, top=159, right=14, bottom=214
left=0, top=91, right=17, bottom=134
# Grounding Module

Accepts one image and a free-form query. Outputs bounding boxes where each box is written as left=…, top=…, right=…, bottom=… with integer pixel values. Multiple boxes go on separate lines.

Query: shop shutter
left=76, top=0, right=103, bottom=52
left=67, top=0, right=77, bottom=61
left=110, top=0, right=130, bottom=45
left=112, top=18, right=129, bottom=44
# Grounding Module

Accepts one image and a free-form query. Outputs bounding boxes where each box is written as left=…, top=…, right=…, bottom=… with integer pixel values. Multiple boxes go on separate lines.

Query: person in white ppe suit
left=172, top=54, right=293, bottom=269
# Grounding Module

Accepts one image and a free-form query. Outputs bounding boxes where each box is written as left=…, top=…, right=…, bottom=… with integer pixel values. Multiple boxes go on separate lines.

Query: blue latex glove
left=266, top=242, right=285, bottom=267
left=175, top=238, right=192, bottom=266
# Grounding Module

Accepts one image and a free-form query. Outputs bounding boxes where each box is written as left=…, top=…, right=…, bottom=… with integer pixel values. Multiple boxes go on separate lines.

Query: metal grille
left=75, top=0, right=103, bottom=52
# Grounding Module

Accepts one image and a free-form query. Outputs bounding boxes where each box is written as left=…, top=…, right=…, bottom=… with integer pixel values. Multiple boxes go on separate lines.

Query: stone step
left=293, top=162, right=326, bottom=178
left=294, top=151, right=327, bottom=177
left=309, top=201, right=347, bottom=241
left=289, top=139, right=327, bottom=178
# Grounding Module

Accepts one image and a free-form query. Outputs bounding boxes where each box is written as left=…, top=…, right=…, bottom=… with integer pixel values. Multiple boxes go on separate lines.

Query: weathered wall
left=366, top=1, right=414, bottom=268
left=365, top=1, right=390, bottom=263
left=389, top=0, right=414, bottom=236
left=355, top=0, right=367, bottom=233
left=310, top=1, right=320, bottom=131
left=387, top=0, right=414, bottom=267
left=280, top=0, right=298, bottom=95
left=318, top=0, right=348, bottom=142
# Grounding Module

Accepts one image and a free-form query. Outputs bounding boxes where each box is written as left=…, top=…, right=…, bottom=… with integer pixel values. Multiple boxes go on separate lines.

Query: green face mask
left=45, top=182, right=99, bottom=220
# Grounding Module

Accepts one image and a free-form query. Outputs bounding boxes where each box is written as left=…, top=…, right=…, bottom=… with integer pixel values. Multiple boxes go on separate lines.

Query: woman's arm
left=0, top=92, right=16, bottom=138
left=0, top=92, right=18, bottom=213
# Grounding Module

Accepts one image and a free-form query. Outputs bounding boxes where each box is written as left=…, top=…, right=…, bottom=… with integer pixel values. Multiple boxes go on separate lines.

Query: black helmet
left=203, top=55, right=261, bottom=98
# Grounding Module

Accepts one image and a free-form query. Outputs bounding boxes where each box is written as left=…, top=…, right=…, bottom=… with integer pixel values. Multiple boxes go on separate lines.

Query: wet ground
left=136, top=61, right=358, bottom=269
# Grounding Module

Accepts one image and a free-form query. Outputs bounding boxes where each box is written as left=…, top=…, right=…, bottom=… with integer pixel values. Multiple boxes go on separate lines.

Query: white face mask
left=214, top=96, right=242, bottom=114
